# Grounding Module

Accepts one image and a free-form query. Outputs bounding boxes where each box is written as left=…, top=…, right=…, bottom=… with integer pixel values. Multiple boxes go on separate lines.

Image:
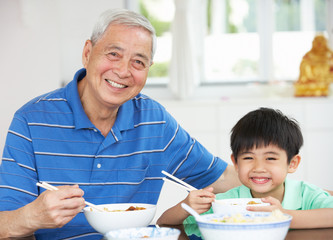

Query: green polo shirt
left=184, top=178, right=333, bottom=237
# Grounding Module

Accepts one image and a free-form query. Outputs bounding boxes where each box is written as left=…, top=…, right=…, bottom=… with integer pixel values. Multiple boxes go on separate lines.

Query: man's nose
left=113, top=59, right=131, bottom=78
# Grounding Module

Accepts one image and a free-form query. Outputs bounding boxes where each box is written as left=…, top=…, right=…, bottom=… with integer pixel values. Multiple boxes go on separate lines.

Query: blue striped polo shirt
left=0, top=68, right=227, bottom=239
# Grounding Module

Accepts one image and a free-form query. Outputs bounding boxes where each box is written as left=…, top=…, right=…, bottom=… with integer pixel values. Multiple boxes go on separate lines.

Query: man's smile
left=105, top=79, right=127, bottom=88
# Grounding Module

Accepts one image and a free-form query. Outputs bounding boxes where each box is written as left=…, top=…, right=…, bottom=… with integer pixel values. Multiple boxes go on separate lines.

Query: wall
left=0, top=0, right=125, bottom=152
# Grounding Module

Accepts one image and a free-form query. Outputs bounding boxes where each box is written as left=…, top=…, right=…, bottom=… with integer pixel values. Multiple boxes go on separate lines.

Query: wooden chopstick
left=161, top=170, right=197, bottom=191
left=36, top=182, right=105, bottom=212
left=163, top=177, right=193, bottom=192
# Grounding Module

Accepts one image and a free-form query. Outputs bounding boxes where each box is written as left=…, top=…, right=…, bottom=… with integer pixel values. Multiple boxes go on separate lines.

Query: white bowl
left=212, top=198, right=270, bottom=214
left=83, top=203, right=156, bottom=235
left=197, top=211, right=292, bottom=240
left=105, top=227, right=181, bottom=240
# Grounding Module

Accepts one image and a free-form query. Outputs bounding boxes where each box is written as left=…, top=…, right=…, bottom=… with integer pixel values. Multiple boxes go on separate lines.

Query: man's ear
left=231, top=154, right=238, bottom=171
left=288, top=155, right=301, bottom=173
left=82, top=40, right=92, bottom=68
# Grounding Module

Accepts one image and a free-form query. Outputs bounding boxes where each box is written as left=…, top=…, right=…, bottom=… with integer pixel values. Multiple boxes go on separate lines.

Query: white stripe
left=2, top=157, right=15, bottom=162
left=0, top=185, right=38, bottom=197
left=134, top=121, right=166, bottom=128
left=134, top=96, right=150, bottom=100
left=18, top=163, right=36, bottom=172
left=172, top=138, right=196, bottom=175
left=110, top=128, right=119, bottom=141
left=208, top=155, right=215, bottom=169
left=40, top=98, right=67, bottom=101
left=28, top=123, right=75, bottom=129
left=8, top=130, right=32, bottom=142
left=44, top=177, right=162, bottom=186
left=35, top=152, right=95, bottom=158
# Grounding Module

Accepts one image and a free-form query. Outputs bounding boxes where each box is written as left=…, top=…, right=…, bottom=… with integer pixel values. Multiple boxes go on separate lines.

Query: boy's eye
left=267, top=157, right=277, bottom=161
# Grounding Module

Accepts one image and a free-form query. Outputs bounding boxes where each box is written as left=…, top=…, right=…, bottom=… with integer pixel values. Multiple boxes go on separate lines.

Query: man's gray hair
left=91, top=8, right=156, bottom=62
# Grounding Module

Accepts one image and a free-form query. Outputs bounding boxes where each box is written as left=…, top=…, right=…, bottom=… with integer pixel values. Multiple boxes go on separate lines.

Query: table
left=285, top=228, right=333, bottom=240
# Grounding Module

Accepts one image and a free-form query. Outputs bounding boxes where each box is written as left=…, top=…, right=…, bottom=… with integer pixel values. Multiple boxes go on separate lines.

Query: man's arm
left=0, top=206, right=37, bottom=238
left=0, top=185, right=85, bottom=238
left=208, top=164, right=241, bottom=194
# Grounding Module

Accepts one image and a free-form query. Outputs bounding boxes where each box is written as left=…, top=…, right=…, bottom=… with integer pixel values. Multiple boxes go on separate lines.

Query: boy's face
left=231, top=144, right=300, bottom=200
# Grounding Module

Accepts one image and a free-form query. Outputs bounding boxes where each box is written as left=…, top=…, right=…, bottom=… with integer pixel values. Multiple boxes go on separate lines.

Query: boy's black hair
left=230, top=108, right=303, bottom=163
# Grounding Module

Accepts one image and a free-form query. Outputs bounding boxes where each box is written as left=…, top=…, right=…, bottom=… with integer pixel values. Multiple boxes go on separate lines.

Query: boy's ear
left=288, top=155, right=301, bottom=173
left=231, top=154, right=238, bottom=171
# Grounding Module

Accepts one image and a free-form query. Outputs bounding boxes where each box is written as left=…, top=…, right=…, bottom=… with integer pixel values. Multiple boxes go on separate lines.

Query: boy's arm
left=157, top=188, right=215, bottom=226
left=157, top=201, right=190, bottom=226
left=249, top=196, right=333, bottom=229
left=286, top=208, right=333, bottom=229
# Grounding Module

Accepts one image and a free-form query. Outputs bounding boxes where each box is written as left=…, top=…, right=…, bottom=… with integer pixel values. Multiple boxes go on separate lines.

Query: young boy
left=157, top=108, right=333, bottom=237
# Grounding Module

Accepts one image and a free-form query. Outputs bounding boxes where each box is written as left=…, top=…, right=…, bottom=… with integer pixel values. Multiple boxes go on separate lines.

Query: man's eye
left=243, top=157, right=253, bottom=160
left=135, top=60, right=144, bottom=66
left=109, top=52, right=118, bottom=57
left=133, top=59, right=146, bottom=69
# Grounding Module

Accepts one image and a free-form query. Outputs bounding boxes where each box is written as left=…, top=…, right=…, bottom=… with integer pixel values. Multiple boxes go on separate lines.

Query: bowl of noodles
left=197, top=210, right=292, bottom=240
left=83, top=203, right=156, bottom=235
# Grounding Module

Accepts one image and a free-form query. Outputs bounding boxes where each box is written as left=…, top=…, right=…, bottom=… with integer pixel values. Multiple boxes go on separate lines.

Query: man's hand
left=27, top=185, right=85, bottom=229
left=0, top=185, right=86, bottom=238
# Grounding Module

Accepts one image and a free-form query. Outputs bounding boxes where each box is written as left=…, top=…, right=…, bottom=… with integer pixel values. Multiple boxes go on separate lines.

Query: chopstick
left=161, top=170, right=197, bottom=191
left=36, top=182, right=105, bottom=212
left=163, top=177, right=193, bottom=192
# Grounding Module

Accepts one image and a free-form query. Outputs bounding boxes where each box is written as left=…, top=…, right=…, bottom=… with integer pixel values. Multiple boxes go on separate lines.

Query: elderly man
left=0, top=9, right=240, bottom=239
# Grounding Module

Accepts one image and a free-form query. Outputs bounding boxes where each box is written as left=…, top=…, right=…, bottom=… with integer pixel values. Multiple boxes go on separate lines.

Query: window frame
left=134, top=0, right=333, bottom=100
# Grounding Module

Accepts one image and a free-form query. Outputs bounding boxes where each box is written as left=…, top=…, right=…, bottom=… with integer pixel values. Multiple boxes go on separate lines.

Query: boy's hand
left=183, top=187, right=215, bottom=214
left=246, top=196, right=283, bottom=212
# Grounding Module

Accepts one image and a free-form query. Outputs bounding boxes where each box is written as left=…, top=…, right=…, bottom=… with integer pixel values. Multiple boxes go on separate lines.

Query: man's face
left=82, top=24, right=152, bottom=109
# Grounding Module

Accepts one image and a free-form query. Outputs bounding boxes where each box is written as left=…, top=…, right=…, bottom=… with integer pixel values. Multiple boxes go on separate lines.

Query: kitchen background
left=1, top=0, right=332, bottom=220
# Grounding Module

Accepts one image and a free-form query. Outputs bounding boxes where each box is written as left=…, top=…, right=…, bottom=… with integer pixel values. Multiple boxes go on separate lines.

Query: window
left=204, top=0, right=329, bottom=84
left=138, top=0, right=175, bottom=85
left=130, top=0, right=332, bottom=98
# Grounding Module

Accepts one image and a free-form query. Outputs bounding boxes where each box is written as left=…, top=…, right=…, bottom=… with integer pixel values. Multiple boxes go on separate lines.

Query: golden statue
left=294, top=34, right=333, bottom=97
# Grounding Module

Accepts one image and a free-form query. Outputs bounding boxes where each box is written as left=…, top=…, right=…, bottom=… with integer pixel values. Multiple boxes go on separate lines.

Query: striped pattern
left=0, top=68, right=227, bottom=239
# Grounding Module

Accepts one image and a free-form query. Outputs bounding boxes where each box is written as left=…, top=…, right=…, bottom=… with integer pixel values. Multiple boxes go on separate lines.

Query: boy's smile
left=232, top=144, right=300, bottom=202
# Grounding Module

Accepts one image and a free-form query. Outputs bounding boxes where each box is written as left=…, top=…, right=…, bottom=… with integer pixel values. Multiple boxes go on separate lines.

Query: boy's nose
left=253, top=161, right=266, bottom=172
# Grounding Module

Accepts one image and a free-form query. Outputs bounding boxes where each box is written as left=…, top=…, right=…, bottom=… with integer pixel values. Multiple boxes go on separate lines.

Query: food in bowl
left=83, top=203, right=156, bottom=235
left=105, top=227, right=181, bottom=240
left=98, top=206, right=147, bottom=212
left=212, top=198, right=270, bottom=214
left=196, top=210, right=292, bottom=240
